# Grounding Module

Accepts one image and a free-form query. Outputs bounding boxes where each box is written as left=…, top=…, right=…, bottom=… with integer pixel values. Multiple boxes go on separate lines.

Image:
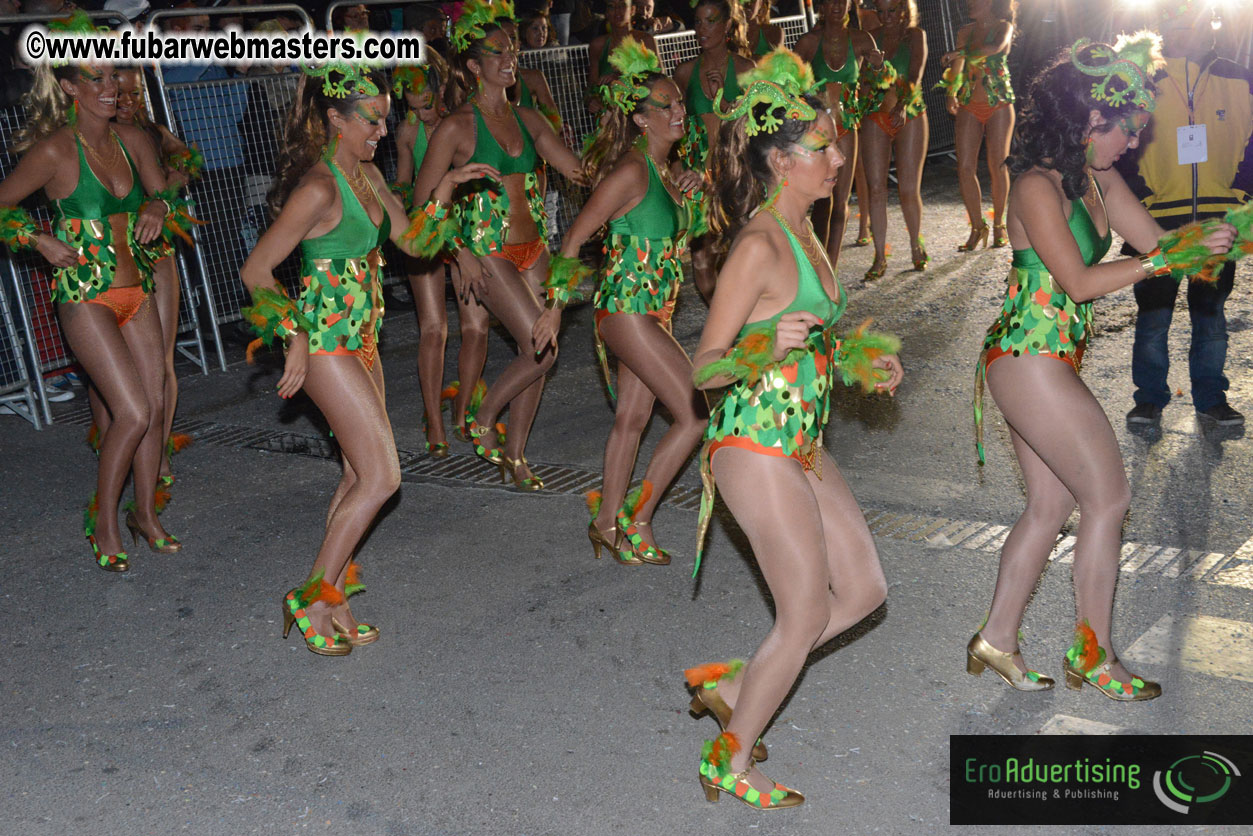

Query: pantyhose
left=61, top=292, right=170, bottom=554
left=591, top=312, right=708, bottom=549
left=984, top=355, right=1137, bottom=683
left=408, top=260, right=489, bottom=444
left=300, top=352, right=400, bottom=637
left=470, top=252, right=557, bottom=484
left=861, top=112, right=928, bottom=269
left=954, top=105, right=1014, bottom=247
left=710, top=447, right=888, bottom=792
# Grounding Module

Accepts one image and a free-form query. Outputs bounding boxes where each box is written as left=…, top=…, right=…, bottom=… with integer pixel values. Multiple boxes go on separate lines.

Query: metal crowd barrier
left=0, top=261, right=39, bottom=428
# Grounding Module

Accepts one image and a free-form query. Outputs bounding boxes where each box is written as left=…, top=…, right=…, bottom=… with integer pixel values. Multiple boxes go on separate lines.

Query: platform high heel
left=863, top=256, right=887, bottom=282
left=911, top=236, right=930, bottom=271
left=684, top=660, right=768, bottom=761
left=585, top=490, right=642, bottom=564
left=1062, top=621, right=1160, bottom=701
left=698, top=733, right=803, bottom=810
left=991, top=223, right=1009, bottom=248
left=502, top=456, right=543, bottom=491
left=334, top=561, right=380, bottom=645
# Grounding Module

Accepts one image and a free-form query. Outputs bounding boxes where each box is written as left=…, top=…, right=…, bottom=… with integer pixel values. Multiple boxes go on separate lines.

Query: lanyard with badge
left=1170, top=60, right=1209, bottom=165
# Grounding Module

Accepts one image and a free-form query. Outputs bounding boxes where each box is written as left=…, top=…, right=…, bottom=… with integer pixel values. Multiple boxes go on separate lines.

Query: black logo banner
left=950, top=735, right=1253, bottom=825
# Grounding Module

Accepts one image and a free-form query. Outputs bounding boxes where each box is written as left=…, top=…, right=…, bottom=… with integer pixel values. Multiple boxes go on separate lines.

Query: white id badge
left=1178, top=124, right=1208, bottom=165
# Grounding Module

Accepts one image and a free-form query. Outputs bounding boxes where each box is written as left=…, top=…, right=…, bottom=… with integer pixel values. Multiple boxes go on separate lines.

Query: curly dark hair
left=1008, top=43, right=1155, bottom=200
left=712, top=93, right=824, bottom=239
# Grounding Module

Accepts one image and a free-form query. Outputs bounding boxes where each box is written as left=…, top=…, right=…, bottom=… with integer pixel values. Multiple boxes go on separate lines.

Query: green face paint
left=796, top=126, right=834, bottom=154
left=1119, top=113, right=1149, bottom=138
left=78, top=67, right=105, bottom=83
left=354, top=101, right=386, bottom=127
left=1084, top=136, right=1097, bottom=165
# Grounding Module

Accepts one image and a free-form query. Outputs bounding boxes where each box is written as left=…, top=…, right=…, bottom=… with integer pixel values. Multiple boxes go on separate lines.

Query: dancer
left=0, top=25, right=182, bottom=572
left=241, top=63, right=491, bottom=654
left=674, top=0, right=754, bottom=300
left=969, top=35, right=1233, bottom=699
left=588, top=0, right=658, bottom=90
left=550, top=38, right=707, bottom=565
left=414, top=0, right=586, bottom=490
left=686, top=49, right=902, bottom=808
left=393, top=59, right=490, bottom=457
left=744, top=0, right=782, bottom=57
left=938, top=0, right=1016, bottom=251
left=110, top=66, right=202, bottom=488
left=859, top=0, right=927, bottom=280
left=796, top=0, right=882, bottom=267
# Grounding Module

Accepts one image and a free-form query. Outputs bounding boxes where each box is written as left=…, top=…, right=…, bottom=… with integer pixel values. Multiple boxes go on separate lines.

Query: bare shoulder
left=674, top=56, right=697, bottom=79
left=292, top=163, right=338, bottom=205
left=608, top=150, right=649, bottom=182
left=732, top=53, right=755, bottom=73
left=113, top=122, right=154, bottom=155
left=438, top=109, right=476, bottom=140
left=1011, top=168, right=1064, bottom=212
left=851, top=29, right=876, bottom=50
left=31, top=128, right=74, bottom=164
left=725, top=215, right=787, bottom=280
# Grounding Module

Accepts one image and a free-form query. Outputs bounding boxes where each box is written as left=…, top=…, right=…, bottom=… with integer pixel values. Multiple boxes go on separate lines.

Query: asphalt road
left=3, top=158, right=1251, bottom=835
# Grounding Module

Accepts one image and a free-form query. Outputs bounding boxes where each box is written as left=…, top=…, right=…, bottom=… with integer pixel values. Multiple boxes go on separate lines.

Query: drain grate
left=45, top=403, right=1247, bottom=584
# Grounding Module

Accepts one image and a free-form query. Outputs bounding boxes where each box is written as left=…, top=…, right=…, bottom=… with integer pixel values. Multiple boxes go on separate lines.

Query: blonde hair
left=11, top=65, right=76, bottom=154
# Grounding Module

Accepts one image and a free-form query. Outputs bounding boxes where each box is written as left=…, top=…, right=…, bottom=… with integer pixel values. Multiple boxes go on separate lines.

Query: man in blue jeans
left=1117, top=1, right=1248, bottom=428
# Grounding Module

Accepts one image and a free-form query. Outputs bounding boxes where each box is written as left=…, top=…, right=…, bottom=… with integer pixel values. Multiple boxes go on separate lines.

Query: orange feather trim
left=440, top=384, right=459, bottom=401
left=169, top=433, right=194, bottom=453
left=585, top=489, right=602, bottom=518
left=345, top=562, right=362, bottom=588
left=1075, top=620, right=1100, bottom=671
left=684, top=662, right=733, bottom=688
left=708, top=732, right=740, bottom=769
left=307, top=579, right=346, bottom=607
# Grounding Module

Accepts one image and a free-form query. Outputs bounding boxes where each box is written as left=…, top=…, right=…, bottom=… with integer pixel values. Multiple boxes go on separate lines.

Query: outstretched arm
left=0, top=141, right=79, bottom=267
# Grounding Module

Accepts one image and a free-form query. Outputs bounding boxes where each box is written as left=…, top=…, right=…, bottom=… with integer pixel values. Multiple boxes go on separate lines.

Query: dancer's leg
left=953, top=109, right=985, bottom=243
left=826, top=129, right=858, bottom=267
left=893, top=112, right=929, bottom=252
left=409, top=262, right=450, bottom=445
left=985, top=105, right=1015, bottom=231
left=452, top=261, right=491, bottom=431
left=859, top=121, right=891, bottom=268
left=152, top=257, right=180, bottom=478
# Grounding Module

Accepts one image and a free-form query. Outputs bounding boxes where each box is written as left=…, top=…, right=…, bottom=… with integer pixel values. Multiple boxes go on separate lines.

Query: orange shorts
left=983, top=341, right=1085, bottom=374
left=86, top=284, right=149, bottom=327
left=959, top=100, right=1011, bottom=125
left=593, top=298, right=676, bottom=335
left=867, top=111, right=901, bottom=141
left=489, top=239, right=546, bottom=271
left=314, top=327, right=379, bottom=372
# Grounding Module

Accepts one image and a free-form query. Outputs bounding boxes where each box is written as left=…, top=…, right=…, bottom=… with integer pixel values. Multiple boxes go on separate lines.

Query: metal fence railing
left=0, top=263, right=39, bottom=428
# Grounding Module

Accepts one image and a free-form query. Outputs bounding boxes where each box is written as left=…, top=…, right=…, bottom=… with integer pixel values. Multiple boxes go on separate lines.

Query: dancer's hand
left=889, top=104, right=906, bottom=129
left=873, top=353, right=904, bottom=396
left=865, top=49, right=884, bottom=69
left=674, top=168, right=704, bottom=194
left=946, top=95, right=958, bottom=117
left=439, top=163, right=500, bottom=189
left=276, top=332, right=308, bottom=399
left=35, top=235, right=81, bottom=268
left=1203, top=222, right=1236, bottom=255
left=704, top=65, right=723, bottom=99
left=773, top=311, right=824, bottom=360
left=941, top=50, right=960, bottom=68
left=531, top=306, right=561, bottom=354
left=134, top=201, right=167, bottom=243
left=453, top=249, right=486, bottom=301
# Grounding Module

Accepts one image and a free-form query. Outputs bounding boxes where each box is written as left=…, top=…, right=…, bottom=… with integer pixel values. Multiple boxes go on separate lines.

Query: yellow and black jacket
left=1116, top=52, right=1253, bottom=229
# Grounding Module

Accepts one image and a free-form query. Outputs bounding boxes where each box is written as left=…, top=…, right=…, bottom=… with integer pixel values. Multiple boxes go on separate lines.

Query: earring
left=69, top=99, right=78, bottom=128
left=1083, top=135, right=1095, bottom=165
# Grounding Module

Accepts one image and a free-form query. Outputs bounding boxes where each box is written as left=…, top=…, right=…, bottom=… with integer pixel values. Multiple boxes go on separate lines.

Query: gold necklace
left=76, top=128, right=121, bottom=171
left=332, top=159, right=374, bottom=205
left=764, top=204, right=831, bottom=275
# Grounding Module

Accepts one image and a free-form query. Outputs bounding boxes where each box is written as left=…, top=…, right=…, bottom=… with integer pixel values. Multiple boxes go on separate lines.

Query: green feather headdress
left=598, top=37, right=662, bottom=114
left=393, top=65, right=434, bottom=97
left=301, top=61, right=380, bottom=98
left=1071, top=31, right=1165, bottom=113
left=449, top=0, right=516, bottom=54
left=47, top=10, right=111, bottom=68
left=715, top=48, right=820, bottom=136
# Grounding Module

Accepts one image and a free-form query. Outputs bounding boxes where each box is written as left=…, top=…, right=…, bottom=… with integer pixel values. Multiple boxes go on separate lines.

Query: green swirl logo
left=1153, top=752, right=1241, bottom=814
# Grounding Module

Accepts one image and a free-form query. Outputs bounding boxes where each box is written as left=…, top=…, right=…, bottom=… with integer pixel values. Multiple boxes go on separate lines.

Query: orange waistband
left=983, top=341, right=1084, bottom=372
left=489, top=239, right=546, bottom=271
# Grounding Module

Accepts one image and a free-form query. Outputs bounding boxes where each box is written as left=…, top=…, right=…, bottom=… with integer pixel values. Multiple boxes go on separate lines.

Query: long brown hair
left=581, top=72, right=669, bottom=186
left=268, top=70, right=382, bottom=216
left=444, top=23, right=510, bottom=112
left=695, top=0, right=751, bottom=58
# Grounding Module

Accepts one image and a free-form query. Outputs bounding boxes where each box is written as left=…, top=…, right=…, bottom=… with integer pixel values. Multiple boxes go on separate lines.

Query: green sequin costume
left=953, top=30, right=1015, bottom=107
left=887, top=40, right=925, bottom=118
left=298, top=163, right=391, bottom=354
left=51, top=133, right=152, bottom=303
left=695, top=215, right=847, bottom=564
left=811, top=36, right=861, bottom=132
left=974, top=187, right=1112, bottom=463
left=454, top=103, right=547, bottom=256
left=682, top=54, right=744, bottom=170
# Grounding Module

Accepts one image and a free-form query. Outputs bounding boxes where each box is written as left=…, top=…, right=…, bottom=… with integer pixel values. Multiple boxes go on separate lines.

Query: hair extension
left=1009, top=43, right=1154, bottom=200
left=269, top=70, right=381, bottom=216
left=711, top=92, right=823, bottom=239
left=11, top=65, right=78, bottom=154
left=444, top=23, right=510, bottom=112
left=581, top=71, right=669, bottom=186
left=694, top=0, right=751, bottom=58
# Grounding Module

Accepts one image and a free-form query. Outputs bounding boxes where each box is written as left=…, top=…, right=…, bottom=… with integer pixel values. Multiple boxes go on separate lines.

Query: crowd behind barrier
left=0, top=3, right=997, bottom=429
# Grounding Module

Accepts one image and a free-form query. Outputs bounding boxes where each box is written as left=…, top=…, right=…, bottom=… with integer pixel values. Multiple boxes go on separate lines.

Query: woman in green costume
left=743, top=0, right=782, bottom=57
left=673, top=0, right=754, bottom=300
left=684, top=49, right=901, bottom=810
left=938, top=0, right=1017, bottom=251
left=968, top=36, right=1233, bottom=699
left=0, top=33, right=181, bottom=572
left=795, top=0, right=883, bottom=267
left=859, top=0, right=929, bottom=279
left=415, top=0, right=586, bottom=490
left=588, top=0, right=659, bottom=93
left=547, top=38, right=707, bottom=565
left=393, top=58, right=490, bottom=458
left=240, top=65, right=493, bottom=655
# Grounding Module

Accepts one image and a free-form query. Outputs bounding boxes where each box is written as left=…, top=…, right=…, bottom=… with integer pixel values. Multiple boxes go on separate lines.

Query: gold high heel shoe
left=331, top=616, right=380, bottom=646
left=125, top=511, right=182, bottom=554
left=1062, top=621, right=1160, bottom=701
left=991, top=223, right=1009, bottom=248
left=966, top=632, right=1054, bottom=691
left=501, top=456, right=543, bottom=491
left=685, top=660, right=767, bottom=761
left=587, top=520, right=633, bottom=561
left=958, top=223, right=989, bottom=252
left=699, top=733, right=803, bottom=810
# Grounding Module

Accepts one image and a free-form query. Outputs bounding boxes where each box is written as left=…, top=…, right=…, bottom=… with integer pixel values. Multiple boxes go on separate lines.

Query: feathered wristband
left=1156, top=220, right=1222, bottom=280
left=544, top=253, right=591, bottom=308
left=160, top=193, right=206, bottom=245
left=835, top=319, right=900, bottom=392
left=692, top=325, right=776, bottom=387
left=1191, top=200, right=1253, bottom=283
left=241, top=284, right=311, bottom=363
left=0, top=205, right=40, bottom=251
left=164, top=144, right=205, bottom=180
left=400, top=198, right=457, bottom=258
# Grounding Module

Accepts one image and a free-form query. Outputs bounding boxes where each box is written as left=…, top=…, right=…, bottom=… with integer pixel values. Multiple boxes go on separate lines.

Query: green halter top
left=50, top=132, right=151, bottom=304
left=411, top=120, right=430, bottom=174
left=974, top=188, right=1111, bottom=463
left=298, top=162, right=390, bottom=354
left=469, top=104, right=538, bottom=176
left=812, top=35, right=859, bottom=89
left=887, top=39, right=911, bottom=76
left=753, top=27, right=771, bottom=56
left=517, top=75, right=535, bottom=109
left=608, top=156, right=681, bottom=240
left=740, top=215, right=845, bottom=336
left=686, top=54, right=743, bottom=116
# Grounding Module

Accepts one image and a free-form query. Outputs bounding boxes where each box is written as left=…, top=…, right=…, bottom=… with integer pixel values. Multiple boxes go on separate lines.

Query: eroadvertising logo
left=950, top=735, right=1253, bottom=825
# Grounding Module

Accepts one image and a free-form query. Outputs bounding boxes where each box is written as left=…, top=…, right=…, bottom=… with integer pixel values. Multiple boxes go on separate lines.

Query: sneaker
left=42, top=379, right=76, bottom=402
left=1197, top=403, right=1245, bottom=426
left=1126, top=403, right=1162, bottom=425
